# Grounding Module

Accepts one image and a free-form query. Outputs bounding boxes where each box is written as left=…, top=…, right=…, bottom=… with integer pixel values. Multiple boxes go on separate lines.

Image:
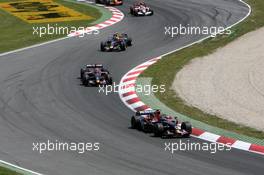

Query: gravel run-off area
left=173, top=27, right=264, bottom=131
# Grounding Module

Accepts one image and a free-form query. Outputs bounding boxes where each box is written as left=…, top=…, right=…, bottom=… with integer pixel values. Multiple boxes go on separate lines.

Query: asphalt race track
left=0, top=0, right=263, bottom=174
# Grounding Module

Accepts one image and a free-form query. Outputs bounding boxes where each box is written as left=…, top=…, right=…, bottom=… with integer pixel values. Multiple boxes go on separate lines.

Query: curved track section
left=0, top=0, right=262, bottom=175
left=119, top=57, right=264, bottom=155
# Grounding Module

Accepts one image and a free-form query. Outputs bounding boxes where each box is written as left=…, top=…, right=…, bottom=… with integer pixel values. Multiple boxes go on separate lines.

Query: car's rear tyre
left=130, top=8, right=134, bottom=15
left=120, top=42, right=126, bottom=51
left=107, top=77, right=113, bottom=85
left=137, top=120, right=143, bottom=131
left=105, top=0, right=110, bottom=5
left=154, top=123, right=164, bottom=137
left=101, top=42, right=105, bottom=51
left=150, top=10, right=154, bottom=16
left=131, top=116, right=137, bottom=129
left=127, top=38, right=132, bottom=46
left=80, top=69, right=84, bottom=79
left=140, top=121, right=146, bottom=132
left=82, top=80, right=89, bottom=87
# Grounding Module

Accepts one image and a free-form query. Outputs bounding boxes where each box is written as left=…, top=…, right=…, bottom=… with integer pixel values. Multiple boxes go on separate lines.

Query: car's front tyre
left=181, top=121, right=192, bottom=137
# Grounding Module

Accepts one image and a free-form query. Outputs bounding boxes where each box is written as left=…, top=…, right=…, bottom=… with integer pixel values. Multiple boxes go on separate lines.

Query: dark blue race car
left=101, top=33, right=132, bottom=52
left=80, top=64, right=113, bottom=87
left=131, top=110, right=192, bottom=138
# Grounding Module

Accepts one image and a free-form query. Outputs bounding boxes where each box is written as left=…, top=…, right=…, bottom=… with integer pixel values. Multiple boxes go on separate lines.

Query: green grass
left=0, top=166, right=22, bottom=175
left=140, top=0, right=264, bottom=139
left=0, top=0, right=102, bottom=53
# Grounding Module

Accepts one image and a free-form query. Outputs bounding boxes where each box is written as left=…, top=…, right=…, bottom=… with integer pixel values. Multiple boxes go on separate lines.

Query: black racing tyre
left=131, top=116, right=137, bottom=129
left=82, top=74, right=90, bottom=87
left=150, top=10, right=154, bottom=16
left=141, top=121, right=145, bottom=132
left=181, top=122, right=192, bottom=137
left=154, top=123, right=164, bottom=137
left=105, top=0, right=110, bottom=5
left=127, top=38, right=132, bottom=46
left=107, top=77, right=113, bottom=85
left=101, top=42, right=105, bottom=51
left=137, top=120, right=143, bottom=131
left=80, top=69, right=84, bottom=79
left=120, top=42, right=126, bottom=51
left=82, top=79, right=88, bottom=87
left=130, top=8, right=133, bottom=15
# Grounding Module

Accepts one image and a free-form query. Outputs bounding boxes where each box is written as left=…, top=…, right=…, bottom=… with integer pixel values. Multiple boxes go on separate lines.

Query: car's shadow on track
left=129, top=126, right=192, bottom=140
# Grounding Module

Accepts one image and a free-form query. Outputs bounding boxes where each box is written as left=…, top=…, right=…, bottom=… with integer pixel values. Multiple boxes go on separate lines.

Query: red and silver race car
left=95, top=0, right=123, bottom=6
left=130, top=1, right=154, bottom=16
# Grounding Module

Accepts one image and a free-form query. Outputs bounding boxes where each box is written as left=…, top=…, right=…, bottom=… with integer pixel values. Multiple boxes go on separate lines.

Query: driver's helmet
left=174, top=117, right=179, bottom=125
left=94, top=68, right=101, bottom=74
left=154, top=110, right=161, bottom=119
left=154, top=109, right=161, bottom=115
left=113, top=33, right=120, bottom=40
left=139, top=2, right=145, bottom=6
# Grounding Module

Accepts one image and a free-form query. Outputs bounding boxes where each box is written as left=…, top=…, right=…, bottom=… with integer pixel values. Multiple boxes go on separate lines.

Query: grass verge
left=0, top=166, right=22, bottom=175
left=140, top=0, right=264, bottom=139
left=0, top=0, right=102, bottom=53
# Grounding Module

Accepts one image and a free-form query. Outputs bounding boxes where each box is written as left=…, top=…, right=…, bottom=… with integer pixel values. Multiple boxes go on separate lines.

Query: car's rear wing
left=86, top=64, right=103, bottom=68
left=136, top=109, right=157, bottom=116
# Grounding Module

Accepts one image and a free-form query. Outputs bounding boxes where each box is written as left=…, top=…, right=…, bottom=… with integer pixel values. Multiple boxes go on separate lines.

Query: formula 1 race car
left=95, top=0, right=123, bottom=6
left=130, top=1, right=153, bottom=16
left=101, top=33, right=132, bottom=52
left=80, top=64, right=113, bottom=86
left=131, top=110, right=192, bottom=138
